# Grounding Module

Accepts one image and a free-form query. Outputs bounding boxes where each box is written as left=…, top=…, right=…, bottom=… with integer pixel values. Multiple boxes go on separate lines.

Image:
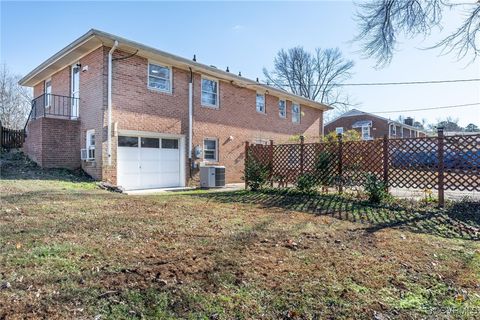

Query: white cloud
left=232, top=25, right=245, bottom=31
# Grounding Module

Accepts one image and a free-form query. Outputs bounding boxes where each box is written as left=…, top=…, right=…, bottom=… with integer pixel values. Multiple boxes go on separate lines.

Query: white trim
left=70, top=62, right=80, bottom=119
left=86, top=129, right=95, bottom=161
left=278, top=99, right=286, bottom=119
left=147, top=60, right=172, bottom=93
left=256, top=92, right=266, bottom=114
left=203, top=137, right=218, bottom=162
left=201, top=76, right=219, bottom=108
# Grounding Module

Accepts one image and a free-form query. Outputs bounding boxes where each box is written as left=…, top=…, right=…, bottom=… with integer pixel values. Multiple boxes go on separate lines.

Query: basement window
left=203, top=138, right=218, bottom=161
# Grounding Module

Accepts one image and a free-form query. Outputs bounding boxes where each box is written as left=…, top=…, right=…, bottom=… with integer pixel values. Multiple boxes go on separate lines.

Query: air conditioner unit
left=200, top=166, right=225, bottom=188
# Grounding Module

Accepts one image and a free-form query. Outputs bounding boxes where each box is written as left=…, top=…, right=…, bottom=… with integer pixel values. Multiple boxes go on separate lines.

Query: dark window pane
left=204, top=150, right=216, bottom=160
left=141, top=137, right=159, bottom=148
left=204, top=139, right=216, bottom=150
left=118, top=136, right=138, bottom=147
left=161, top=138, right=179, bottom=149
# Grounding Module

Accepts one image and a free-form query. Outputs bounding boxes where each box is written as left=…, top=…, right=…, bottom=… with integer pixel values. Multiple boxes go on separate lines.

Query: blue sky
left=1, top=0, right=479, bottom=126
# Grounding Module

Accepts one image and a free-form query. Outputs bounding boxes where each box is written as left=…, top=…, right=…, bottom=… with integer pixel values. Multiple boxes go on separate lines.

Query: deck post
left=382, top=134, right=389, bottom=190
left=437, top=128, right=445, bottom=208
left=244, top=141, right=250, bottom=190
left=337, top=133, right=343, bottom=193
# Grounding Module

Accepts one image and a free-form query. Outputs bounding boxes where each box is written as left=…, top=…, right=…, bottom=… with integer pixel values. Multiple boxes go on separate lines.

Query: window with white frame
left=86, top=129, right=95, bottom=161
left=278, top=99, right=286, bottom=118
left=201, top=78, right=219, bottom=107
left=292, top=103, right=300, bottom=123
left=361, top=126, right=371, bottom=140
left=44, top=79, right=51, bottom=108
left=390, top=124, right=397, bottom=136
left=148, top=62, right=172, bottom=92
left=256, top=93, right=265, bottom=113
left=336, top=127, right=344, bottom=134
left=203, top=138, right=218, bottom=161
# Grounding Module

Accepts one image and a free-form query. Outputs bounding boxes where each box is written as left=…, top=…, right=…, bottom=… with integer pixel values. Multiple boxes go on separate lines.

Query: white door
left=71, top=64, right=80, bottom=119
left=117, top=135, right=182, bottom=190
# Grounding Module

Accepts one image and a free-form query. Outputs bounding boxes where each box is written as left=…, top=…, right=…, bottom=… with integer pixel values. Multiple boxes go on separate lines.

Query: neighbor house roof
left=19, top=29, right=331, bottom=111
left=326, top=109, right=426, bottom=132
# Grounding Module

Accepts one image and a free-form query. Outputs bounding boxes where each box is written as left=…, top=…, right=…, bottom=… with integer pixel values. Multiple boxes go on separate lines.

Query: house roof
left=326, top=109, right=426, bottom=132
left=19, top=29, right=331, bottom=111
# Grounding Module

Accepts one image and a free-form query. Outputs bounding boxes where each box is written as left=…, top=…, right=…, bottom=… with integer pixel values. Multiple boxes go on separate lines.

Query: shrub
left=364, top=173, right=389, bottom=203
left=242, top=154, right=269, bottom=191
left=296, top=173, right=318, bottom=193
left=315, top=151, right=334, bottom=186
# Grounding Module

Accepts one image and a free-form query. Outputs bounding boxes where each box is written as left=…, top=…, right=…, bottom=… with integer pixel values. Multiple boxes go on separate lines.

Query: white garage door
left=117, top=135, right=182, bottom=190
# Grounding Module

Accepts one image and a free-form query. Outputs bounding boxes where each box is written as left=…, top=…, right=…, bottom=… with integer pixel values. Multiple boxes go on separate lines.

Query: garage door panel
left=117, top=135, right=181, bottom=190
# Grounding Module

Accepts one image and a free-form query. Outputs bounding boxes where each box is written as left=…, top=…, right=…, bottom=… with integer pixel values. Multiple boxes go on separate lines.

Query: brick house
left=20, top=29, right=330, bottom=190
left=324, top=109, right=426, bottom=140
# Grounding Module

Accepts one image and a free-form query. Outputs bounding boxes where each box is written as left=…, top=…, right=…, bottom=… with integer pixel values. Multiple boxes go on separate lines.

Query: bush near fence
left=245, top=129, right=480, bottom=207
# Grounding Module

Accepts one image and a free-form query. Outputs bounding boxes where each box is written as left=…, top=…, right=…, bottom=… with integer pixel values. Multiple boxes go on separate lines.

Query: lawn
left=1, top=151, right=479, bottom=319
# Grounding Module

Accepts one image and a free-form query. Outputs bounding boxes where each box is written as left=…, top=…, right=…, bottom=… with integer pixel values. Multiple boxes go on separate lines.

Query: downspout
left=107, top=40, right=119, bottom=166
left=188, top=67, right=193, bottom=175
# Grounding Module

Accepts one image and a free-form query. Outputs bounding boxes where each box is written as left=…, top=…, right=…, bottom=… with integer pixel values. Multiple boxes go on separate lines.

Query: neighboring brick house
left=324, top=109, right=426, bottom=140
left=20, top=29, right=330, bottom=190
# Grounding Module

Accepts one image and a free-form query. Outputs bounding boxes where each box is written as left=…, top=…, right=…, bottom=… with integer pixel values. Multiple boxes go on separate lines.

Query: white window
left=203, top=138, right=218, bottom=161
left=148, top=62, right=172, bottom=92
left=86, top=129, right=95, bottom=161
left=256, top=93, right=265, bottom=113
left=254, top=139, right=269, bottom=145
left=362, top=126, right=371, bottom=140
left=44, top=79, right=51, bottom=108
left=201, top=78, right=219, bottom=107
left=336, top=127, right=344, bottom=134
left=292, top=103, right=300, bottom=123
left=278, top=99, right=286, bottom=118
left=390, top=124, right=396, bottom=136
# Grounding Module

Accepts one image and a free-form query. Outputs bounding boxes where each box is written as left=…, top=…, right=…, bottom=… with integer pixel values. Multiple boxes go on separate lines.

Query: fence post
left=337, top=133, right=343, bottom=193
left=269, top=140, right=274, bottom=187
left=382, top=134, right=389, bottom=189
left=437, top=128, right=445, bottom=208
left=299, top=135, right=305, bottom=175
left=244, top=141, right=250, bottom=190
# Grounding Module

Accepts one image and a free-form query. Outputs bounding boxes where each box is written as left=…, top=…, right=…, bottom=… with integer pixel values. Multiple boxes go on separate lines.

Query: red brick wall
left=23, top=117, right=80, bottom=169
left=27, top=46, right=325, bottom=185
left=105, top=50, right=324, bottom=184
left=325, top=115, right=424, bottom=140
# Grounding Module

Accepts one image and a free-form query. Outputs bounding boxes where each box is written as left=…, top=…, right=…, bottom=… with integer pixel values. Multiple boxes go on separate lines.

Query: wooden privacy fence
left=245, top=128, right=480, bottom=207
left=1, top=123, right=25, bottom=149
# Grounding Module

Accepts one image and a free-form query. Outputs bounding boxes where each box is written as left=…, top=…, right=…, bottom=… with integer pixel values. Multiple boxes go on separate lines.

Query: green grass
left=1, top=150, right=480, bottom=319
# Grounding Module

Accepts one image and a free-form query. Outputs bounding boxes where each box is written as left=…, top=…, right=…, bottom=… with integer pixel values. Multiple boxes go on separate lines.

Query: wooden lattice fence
left=245, top=129, right=480, bottom=207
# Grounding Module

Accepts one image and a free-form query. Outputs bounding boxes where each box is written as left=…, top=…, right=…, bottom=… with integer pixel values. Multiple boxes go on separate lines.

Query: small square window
left=161, top=138, right=179, bottom=149
left=118, top=136, right=138, bottom=147
left=203, top=138, right=218, bottom=161
left=256, top=93, right=265, bottom=113
left=336, top=127, right=344, bottom=134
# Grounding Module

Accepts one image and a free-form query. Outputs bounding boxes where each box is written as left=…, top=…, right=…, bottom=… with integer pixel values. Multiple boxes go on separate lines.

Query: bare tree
left=263, top=47, right=355, bottom=110
left=354, top=0, right=480, bottom=66
left=0, top=64, right=32, bottom=129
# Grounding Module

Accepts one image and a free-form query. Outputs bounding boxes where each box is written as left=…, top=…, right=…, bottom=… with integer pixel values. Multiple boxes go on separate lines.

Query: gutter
left=188, top=67, right=193, bottom=170
left=107, top=40, right=119, bottom=166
